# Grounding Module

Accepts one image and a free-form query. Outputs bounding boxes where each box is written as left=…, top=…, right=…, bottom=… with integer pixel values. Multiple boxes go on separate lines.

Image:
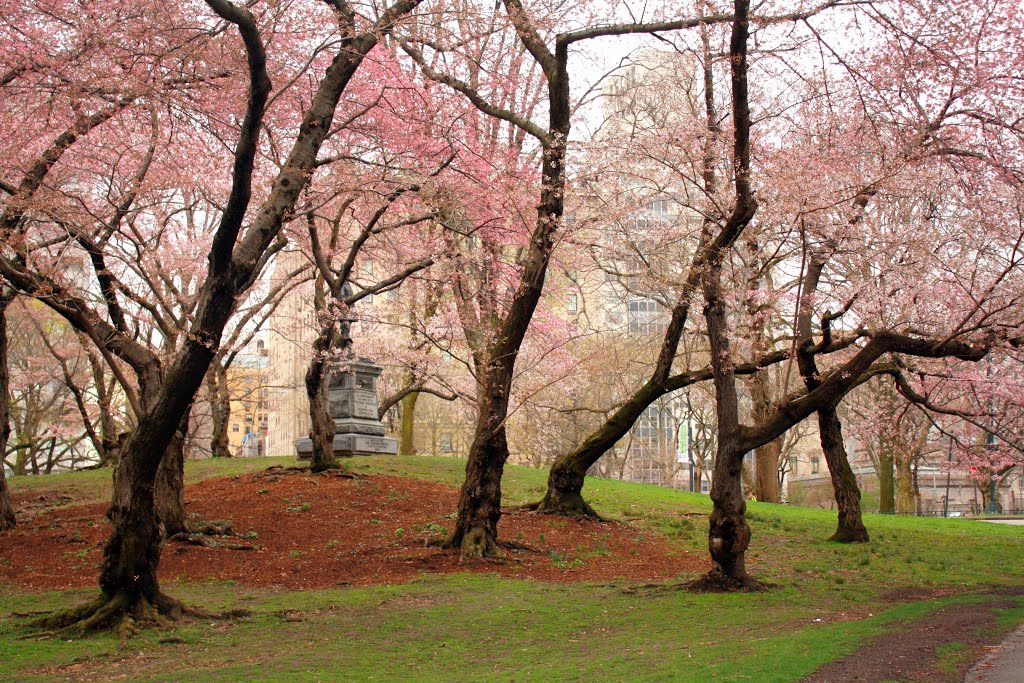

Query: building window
left=439, top=434, right=453, bottom=452
left=232, top=424, right=239, bottom=433
left=636, top=405, right=674, bottom=444
left=627, top=299, right=665, bottom=335
left=811, top=457, right=820, bottom=474
left=566, top=293, right=578, bottom=313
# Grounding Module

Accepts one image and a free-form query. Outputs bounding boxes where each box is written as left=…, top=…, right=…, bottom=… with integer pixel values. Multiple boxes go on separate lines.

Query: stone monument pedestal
left=296, top=359, right=398, bottom=458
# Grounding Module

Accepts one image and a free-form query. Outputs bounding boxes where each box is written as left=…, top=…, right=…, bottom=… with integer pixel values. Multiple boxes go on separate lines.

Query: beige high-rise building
left=265, top=250, right=315, bottom=457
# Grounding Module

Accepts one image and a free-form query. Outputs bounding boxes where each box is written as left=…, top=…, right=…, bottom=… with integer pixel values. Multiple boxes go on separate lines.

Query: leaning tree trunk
left=208, top=363, right=232, bottom=458
left=537, top=382, right=663, bottom=516
left=398, top=391, right=418, bottom=455
left=818, top=406, right=868, bottom=542
left=36, top=448, right=184, bottom=634
left=0, top=293, right=15, bottom=531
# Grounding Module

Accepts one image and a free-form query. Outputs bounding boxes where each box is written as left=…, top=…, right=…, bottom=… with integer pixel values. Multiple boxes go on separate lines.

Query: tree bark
left=450, top=419, right=509, bottom=565
left=398, top=390, right=418, bottom=455
left=304, top=340, right=341, bottom=472
left=877, top=449, right=895, bottom=513
left=818, top=406, right=869, bottom=542
left=208, top=363, right=232, bottom=458
left=700, top=444, right=759, bottom=590
left=0, top=292, right=16, bottom=531
left=35, top=452, right=183, bottom=634
left=154, top=410, right=189, bottom=538
left=895, top=453, right=915, bottom=515
left=753, top=441, right=782, bottom=503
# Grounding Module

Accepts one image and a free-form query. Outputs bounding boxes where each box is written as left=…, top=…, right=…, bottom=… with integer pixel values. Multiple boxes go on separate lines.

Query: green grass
left=3, top=454, right=1023, bottom=682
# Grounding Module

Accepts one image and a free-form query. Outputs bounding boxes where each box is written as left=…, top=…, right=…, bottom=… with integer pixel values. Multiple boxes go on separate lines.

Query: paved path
left=964, top=624, right=1024, bottom=682
left=980, top=519, right=1024, bottom=526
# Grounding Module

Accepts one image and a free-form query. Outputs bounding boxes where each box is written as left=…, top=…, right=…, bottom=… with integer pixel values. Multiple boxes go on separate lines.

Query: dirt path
left=803, top=592, right=1024, bottom=683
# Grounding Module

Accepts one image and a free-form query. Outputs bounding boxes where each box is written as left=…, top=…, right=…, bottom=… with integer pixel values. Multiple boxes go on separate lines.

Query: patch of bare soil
left=0, top=469, right=704, bottom=591
left=802, top=593, right=1024, bottom=683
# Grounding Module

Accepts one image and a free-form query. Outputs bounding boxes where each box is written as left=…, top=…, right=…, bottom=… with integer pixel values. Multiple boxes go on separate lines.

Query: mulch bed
left=0, top=469, right=704, bottom=591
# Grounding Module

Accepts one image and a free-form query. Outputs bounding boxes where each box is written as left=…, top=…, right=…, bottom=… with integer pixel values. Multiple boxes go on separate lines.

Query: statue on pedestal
left=295, top=285, right=398, bottom=458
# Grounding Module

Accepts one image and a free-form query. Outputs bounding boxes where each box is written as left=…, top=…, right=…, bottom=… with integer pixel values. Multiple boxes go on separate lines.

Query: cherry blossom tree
left=1, top=0, right=425, bottom=632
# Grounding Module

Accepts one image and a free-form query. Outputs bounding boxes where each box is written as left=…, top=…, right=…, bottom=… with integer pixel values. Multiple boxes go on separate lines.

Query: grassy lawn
left=2, top=455, right=1023, bottom=682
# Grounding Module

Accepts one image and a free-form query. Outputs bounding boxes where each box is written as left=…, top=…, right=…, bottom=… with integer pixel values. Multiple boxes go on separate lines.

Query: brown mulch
left=802, top=592, right=1024, bottom=683
left=0, top=469, right=704, bottom=591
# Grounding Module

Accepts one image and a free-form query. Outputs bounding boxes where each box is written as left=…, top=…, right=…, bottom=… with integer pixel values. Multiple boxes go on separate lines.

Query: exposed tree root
left=498, top=539, right=541, bottom=553
left=30, top=591, right=185, bottom=638
left=312, top=468, right=358, bottom=479
left=685, top=569, right=766, bottom=593
left=828, top=526, right=870, bottom=543
left=25, top=593, right=250, bottom=640
left=188, top=521, right=235, bottom=536
left=527, top=493, right=604, bottom=520
left=168, top=531, right=256, bottom=551
left=453, top=527, right=505, bottom=564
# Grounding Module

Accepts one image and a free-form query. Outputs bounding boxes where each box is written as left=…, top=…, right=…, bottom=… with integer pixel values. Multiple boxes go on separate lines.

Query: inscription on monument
left=353, top=391, right=377, bottom=419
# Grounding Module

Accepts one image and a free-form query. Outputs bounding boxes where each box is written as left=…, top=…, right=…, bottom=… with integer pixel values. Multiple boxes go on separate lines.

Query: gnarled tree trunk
left=702, top=444, right=758, bottom=589
left=448, top=407, right=509, bottom=559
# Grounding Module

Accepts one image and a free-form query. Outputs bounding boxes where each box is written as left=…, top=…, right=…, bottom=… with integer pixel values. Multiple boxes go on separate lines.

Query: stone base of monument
left=295, top=433, right=398, bottom=458
left=294, top=358, right=399, bottom=459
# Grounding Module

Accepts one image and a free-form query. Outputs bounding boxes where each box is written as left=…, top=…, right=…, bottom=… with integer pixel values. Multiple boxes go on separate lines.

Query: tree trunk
left=398, top=391, right=418, bottom=455
left=208, top=364, right=232, bottom=458
left=537, top=381, right=662, bottom=516
left=818, top=406, right=869, bottom=542
left=305, top=351, right=339, bottom=472
left=699, top=445, right=759, bottom=590
left=0, top=293, right=15, bottom=531
left=877, top=449, right=895, bottom=513
left=35, top=452, right=183, bottom=634
left=0, top=458, right=13, bottom=532
left=895, top=454, right=915, bottom=515
left=753, top=441, right=781, bottom=502
left=448, top=409, right=508, bottom=560
left=748, top=353, right=782, bottom=503
left=155, top=409, right=190, bottom=537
